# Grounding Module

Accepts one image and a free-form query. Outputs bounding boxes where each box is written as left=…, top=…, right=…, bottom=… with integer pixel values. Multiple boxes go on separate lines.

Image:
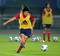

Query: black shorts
left=19, top=29, right=32, bottom=37
left=43, top=24, right=51, bottom=29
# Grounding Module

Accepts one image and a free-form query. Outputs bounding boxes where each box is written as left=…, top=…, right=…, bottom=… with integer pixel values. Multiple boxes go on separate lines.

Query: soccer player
left=3, top=6, right=36, bottom=53
left=42, top=3, right=53, bottom=42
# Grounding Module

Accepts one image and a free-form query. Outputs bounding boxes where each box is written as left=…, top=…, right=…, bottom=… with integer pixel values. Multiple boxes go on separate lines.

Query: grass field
left=0, top=34, right=60, bottom=56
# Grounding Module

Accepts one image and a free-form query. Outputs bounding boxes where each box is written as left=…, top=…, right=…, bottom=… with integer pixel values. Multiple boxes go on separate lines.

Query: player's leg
left=46, top=24, right=51, bottom=42
left=20, top=34, right=28, bottom=45
left=47, top=31, right=51, bottom=42
left=17, top=29, right=32, bottom=53
left=43, top=30, right=46, bottom=42
left=17, top=34, right=28, bottom=53
left=42, top=24, right=47, bottom=42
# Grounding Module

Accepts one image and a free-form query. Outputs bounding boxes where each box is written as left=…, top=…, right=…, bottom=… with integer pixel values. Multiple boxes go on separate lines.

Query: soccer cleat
left=17, top=50, right=20, bottom=53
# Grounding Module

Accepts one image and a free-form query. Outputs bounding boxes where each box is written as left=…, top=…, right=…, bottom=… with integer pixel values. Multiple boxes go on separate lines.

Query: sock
left=47, top=32, right=51, bottom=42
left=43, top=32, right=46, bottom=41
left=17, top=46, right=23, bottom=53
left=17, top=43, right=25, bottom=53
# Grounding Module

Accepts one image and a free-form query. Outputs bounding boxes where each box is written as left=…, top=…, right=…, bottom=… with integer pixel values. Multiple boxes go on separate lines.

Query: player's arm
left=3, top=16, right=16, bottom=26
left=42, top=14, right=44, bottom=21
left=50, top=8, right=53, bottom=25
left=32, top=18, right=36, bottom=28
left=42, top=8, right=45, bottom=19
left=3, top=13, right=20, bottom=26
left=30, top=15, right=36, bottom=28
left=42, top=9, right=45, bottom=25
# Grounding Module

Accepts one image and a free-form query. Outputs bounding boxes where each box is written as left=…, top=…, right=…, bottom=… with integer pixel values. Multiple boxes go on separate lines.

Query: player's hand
left=3, top=22, right=7, bottom=26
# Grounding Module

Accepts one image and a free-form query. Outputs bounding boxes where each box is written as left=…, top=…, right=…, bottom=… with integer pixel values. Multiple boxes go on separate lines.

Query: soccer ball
left=32, top=37, right=40, bottom=42
left=32, top=37, right=37, bottom=42
left=53, top=36, right=58, bottom=42
left=41, top=45, right=48, bottom=51
left=36, top=36, right=40, bottom=41
left=31, top=35, right=41, bottom=42
left=9, top=37, right=13, bottom=41
left=14, top=37, right=20, bottom=42
left=9, top=36, right=20, bottom=42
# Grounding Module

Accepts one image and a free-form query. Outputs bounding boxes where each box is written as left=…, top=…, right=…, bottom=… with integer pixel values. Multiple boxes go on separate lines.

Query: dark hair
left=23, top=6, right=29, bottom=12
left=46, top=3, right=50, bottom=6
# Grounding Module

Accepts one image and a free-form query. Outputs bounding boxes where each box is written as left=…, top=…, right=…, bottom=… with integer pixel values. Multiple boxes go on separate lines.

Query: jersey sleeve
left=30, top=15, right=35, bottom=21
left=15, top=13, right=20, bottom=20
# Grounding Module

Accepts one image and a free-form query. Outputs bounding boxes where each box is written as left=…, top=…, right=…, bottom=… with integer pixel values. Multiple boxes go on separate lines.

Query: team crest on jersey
left=22, top=20, right=28, bottom=25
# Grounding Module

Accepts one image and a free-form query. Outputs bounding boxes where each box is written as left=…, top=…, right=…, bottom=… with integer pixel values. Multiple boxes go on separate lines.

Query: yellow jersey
left=19, top=13, right=32, bottom=29
left=42, top=8, right=53, bottom=24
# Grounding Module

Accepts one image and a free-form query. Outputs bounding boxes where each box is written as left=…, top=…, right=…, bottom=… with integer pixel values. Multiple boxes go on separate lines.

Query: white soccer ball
left=9, top=37, right=13, bottom=41
left=53, top=36, right=58, bottom=42
left=41, top=45, right=48, bottom=51
left=36, top=37, right=40, bottom=41
left=32, top=37, right=37, bottom=42
left=14, top=37, right=20, bottom=41
left=15, top=37, right=18, bottom=39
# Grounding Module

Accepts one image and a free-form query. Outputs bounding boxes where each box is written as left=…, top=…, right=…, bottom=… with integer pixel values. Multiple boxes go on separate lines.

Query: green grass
left=0, top=34, right=60, bottom=56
